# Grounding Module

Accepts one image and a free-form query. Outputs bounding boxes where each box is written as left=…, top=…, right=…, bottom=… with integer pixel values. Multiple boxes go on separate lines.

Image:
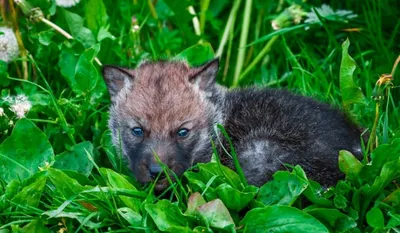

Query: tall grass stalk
left=232, top=0, right=252, bottom=87
left=216, top=0, right=241, bottom=57
left=239, top=35, right=279, bottom=83
left=199, top=0, right=210, bottom=34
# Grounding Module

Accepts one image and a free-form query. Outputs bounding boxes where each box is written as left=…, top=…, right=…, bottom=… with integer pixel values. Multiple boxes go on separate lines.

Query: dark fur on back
left=219, top=88, right=361, bottom=186
left=102, top=59, right=362, bottom=189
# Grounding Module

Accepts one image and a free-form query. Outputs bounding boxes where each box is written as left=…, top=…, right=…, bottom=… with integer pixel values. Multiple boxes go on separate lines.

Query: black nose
left=149, top=164, right=165, bottom=179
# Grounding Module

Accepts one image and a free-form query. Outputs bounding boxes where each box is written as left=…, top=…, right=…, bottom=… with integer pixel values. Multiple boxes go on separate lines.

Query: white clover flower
left=0, top=107, right=4, bottom=116
left=9, top=94, right=32, bottom=118
left=15, top=94, right=28, bottom=102
left=0, top=27, right=19, bottom=63
left=55, top=0, right=81, bottom=7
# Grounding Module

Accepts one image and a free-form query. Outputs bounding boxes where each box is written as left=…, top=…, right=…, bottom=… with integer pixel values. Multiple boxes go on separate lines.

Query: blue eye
left=132, top=127, right=144, bottom=137
left=177, top=128, right=189, bottom=137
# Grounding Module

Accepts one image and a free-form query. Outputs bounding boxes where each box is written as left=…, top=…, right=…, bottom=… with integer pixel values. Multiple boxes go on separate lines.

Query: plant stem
left=239, top=35, right=279, bottom=83
left=188, top=6, right=201, bottom=36
left=367, top=102, right=380, bottom=154
left=199, top=0, right=210, bottom=34
left=9, top=0, right=28, bottom=80
left=232, top=0, right=252, bottom=87
left=41, top=16, right=102, bottom=66
left=147, top=0, right=158, bottom=19
left=222, top=28, right=234, bottom=82
left=0, top=0, right=7, bottom=20
left=216, top=0, right=241, bottom=57
left=40, top=17, right=73, bottom=39
left=29, top=118, right=58, bottom=124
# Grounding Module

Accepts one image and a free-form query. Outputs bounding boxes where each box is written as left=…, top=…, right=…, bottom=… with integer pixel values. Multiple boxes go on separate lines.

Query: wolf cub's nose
left=149, top=164, right=164, bottom=179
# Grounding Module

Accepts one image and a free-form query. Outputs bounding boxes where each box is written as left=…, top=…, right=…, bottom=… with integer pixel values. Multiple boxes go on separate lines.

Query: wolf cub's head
left=103, top=59, right=223, bottom=190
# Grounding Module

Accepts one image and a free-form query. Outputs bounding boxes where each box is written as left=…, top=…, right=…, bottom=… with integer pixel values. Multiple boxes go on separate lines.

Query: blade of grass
left=216, top=0, right=241, bottom=57
left=238, top=35, right=279, bottom=84
left=216, top=124, right=248, bottom=186
left=232, top=0, right=252, bottom=86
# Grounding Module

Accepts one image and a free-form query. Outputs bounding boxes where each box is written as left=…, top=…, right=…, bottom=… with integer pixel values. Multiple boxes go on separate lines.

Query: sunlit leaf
left=0, top=119, right=54, bottom=183
left=241, top=206, right=328, bottom=233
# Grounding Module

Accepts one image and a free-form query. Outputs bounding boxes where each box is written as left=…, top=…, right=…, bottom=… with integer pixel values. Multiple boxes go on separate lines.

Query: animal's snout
left=149, top=164, right=165, bottom=179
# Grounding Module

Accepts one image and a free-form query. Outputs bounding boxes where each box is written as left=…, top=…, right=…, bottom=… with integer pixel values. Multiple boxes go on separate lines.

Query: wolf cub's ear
left=189, top=58, right=219, bottom=91
left=102, top=66, right=134, bottom=100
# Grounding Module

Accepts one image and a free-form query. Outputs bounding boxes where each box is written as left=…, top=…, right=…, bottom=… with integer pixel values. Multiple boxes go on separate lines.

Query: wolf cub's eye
left=132, top=127, right=144, bottom=137
left=177, top=128, right=190, bottom=137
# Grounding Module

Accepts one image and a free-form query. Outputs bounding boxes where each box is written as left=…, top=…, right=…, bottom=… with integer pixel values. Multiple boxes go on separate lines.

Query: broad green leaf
left=22, top=219, right=51, bottom=233
left=257, top=169, right=308, bottom=206
left=97, top=26, right=115, bottom=41
left=12, top=176, right=47, bottom=208
left=176, top=43, right=215, bottom=66
left=339, top=38, right=367, bottom=111
left=53, top=141, right=94, bottom=176
left=241, top=206, right=329, bottom=233
left=216, top=184, right=258, bottom=211
left=341, top=87, right=367, bottom=106
left=59, top=43, right=101, bottom=96
left=304, top=207, right=357, bottom=232
left=73, top=44, right=101, bottom=95
left=62, top=170, right=95, bottom=186
left=62, top=9, right=96, bottom=48
left=361, top=138, right=400, bottom=182
left=197, top=199, right=235, bottom=232
left=4, top=179, right=20, bottom=200
left=58, top=47, right=79, bottom=88
left=117, top=207, right=142, bottom=227
left=184, top=171, right=218, bottom=201
left=48, top=168, right=86, bottom=198
left=185, top=192, right=206, bottom=216
left=303, top=180, right=333, bottom=207
left=101, top=168, right=141, bottom=212
left=145, top=200, right=190, bottom=231
left=38, top=30, right=55, bottom=46
left=366, top=207, right=384, bottom=229
left=361, top=158, right=400, bottom=197
left=334, top=181, right=352, bottom=196
left=198, top=163, right=242, bottom=190
left=347, top=208, right=359, bottom=221
left=0, top=118, right=54, bottom=183
left=333, top=194, right=347, bottom=209
left=193, top=226, right=213, bottom=233
left=85, top=0, right=109, bottom=34
left=42, top=211, right=102, bottom=228
left=338, top=150, right=362, bottom=182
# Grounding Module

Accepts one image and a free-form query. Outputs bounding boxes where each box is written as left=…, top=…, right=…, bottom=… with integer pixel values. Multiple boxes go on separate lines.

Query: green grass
left=0, top=0, right=399, bottom=232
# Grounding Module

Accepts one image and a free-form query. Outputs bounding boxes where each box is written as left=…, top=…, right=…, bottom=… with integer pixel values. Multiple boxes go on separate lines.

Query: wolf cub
left=103, top=59, right=362, bottom=190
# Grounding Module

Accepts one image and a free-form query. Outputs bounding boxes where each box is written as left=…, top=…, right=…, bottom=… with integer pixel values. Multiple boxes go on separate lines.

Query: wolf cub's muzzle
left=131, top=144, right=189, bottom=190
